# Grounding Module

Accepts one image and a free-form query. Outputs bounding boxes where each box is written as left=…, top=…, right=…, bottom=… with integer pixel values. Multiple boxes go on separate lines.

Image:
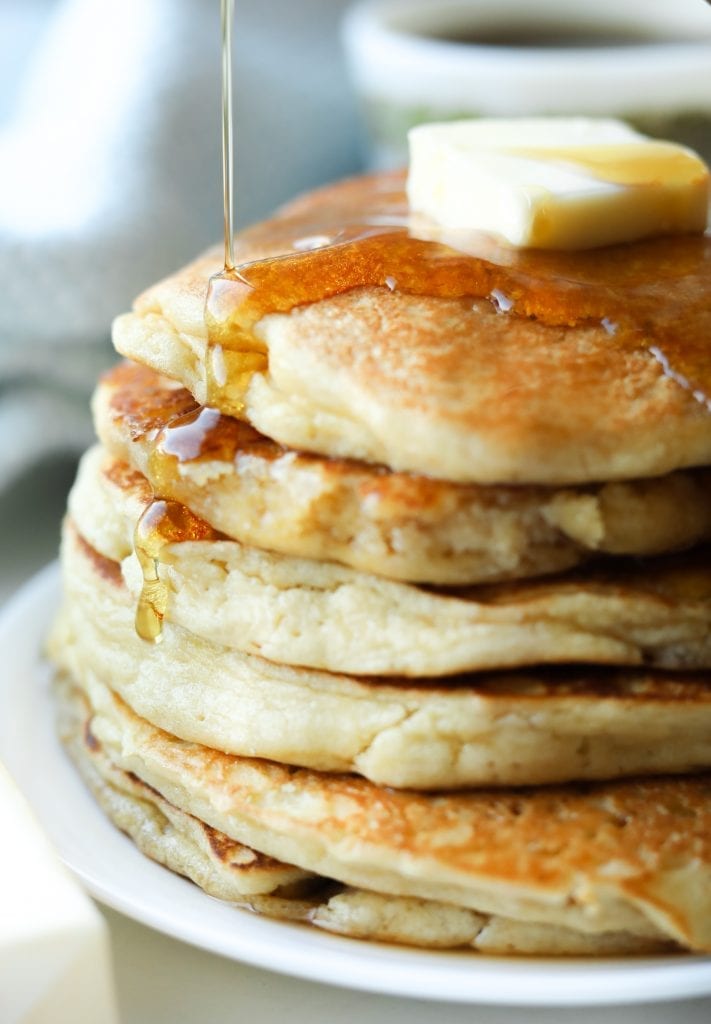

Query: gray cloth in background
left=0, top=0, right=360, bottom=494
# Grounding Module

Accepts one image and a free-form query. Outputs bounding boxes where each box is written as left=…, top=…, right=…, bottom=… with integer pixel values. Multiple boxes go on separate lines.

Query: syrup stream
left=220, top=0, right=235, bottom=272
left=135, top=0, right=236, bottom=642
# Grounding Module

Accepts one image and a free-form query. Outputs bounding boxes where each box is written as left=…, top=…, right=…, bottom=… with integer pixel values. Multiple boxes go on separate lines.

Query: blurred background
left=1, top=0, right=710, bottom=601
left=0, top=0, right=360, bottom=598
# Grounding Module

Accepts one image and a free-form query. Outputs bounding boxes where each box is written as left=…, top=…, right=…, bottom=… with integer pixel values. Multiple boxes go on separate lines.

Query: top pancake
left=113, top=172, right=711, bottom=485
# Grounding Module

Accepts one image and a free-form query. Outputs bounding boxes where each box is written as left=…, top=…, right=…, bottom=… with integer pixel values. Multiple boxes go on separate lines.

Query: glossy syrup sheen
left=204, top=172, right=711, bottom=416
left=127, top=371, right=283, bottom=642
left=133, top=498, right=215, bottom=642
left=106, top=363, right=277, bottom=463
left=125, top=374, right=241, bottom=642
left=135, top=0, right=235, bottom=643
left=174, top=174, right=710, bottom=640
left=137, top=171, right=711, bottom=642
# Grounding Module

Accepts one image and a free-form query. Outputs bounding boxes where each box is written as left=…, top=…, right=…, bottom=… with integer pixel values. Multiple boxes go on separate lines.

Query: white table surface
left=2, top=460, right=710, bottom=1024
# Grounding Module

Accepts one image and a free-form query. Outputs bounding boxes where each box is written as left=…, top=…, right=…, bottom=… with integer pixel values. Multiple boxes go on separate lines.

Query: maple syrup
left=204, top=171, right=711, bottom=419
left=134, top=0, right=236, bottom=642
left=120, top=353, right=282, bottom=642
left=109, top=362, right=283, bottom=471
left=129, top=0, right=319, bottom=644
left=134, top=498, right=215, bottom=642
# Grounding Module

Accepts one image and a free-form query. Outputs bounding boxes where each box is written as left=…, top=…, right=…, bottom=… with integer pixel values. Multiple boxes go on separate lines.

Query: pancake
left=57, top=670, right=711, bottom=952
left=48, top=521, right=711, bottom=790
left=69, top=445, right=711, bottom=676
left=58, top=676, right=310, bottom=899
left=58, top=677, right=670, bottom=955
left=57, top=675, right=672, bottom=954
left=94, top=362, right=711, bottom=585
left=113, top=172, right=711, bottom=485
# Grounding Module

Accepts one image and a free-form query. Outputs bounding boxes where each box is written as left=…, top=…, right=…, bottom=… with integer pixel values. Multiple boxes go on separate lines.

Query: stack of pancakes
left=48, top=174, right=711, bottom=956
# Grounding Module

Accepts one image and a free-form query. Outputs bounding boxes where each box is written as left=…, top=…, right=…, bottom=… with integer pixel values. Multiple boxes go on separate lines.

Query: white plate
left=2, top=564, right=711, bottom=1008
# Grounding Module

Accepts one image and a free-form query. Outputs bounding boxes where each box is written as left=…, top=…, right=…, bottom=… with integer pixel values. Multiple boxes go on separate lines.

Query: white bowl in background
left=342, top=0, right=711, bottom=166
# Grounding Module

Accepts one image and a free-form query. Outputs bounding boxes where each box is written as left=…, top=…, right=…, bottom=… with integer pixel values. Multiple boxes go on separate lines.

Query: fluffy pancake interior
left=92, top=361, right=711, bottom=585
left=50, top=517, right=711, bottom=790
left=57, top=674, right=674, bottom=956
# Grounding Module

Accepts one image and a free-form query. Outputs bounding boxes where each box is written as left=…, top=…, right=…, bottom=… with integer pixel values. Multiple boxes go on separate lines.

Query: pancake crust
left=58, top=678, right=670, bottom=955
left=48, top=521, right=711, bottom=789
left=58, top=679, right=308, bottom=898
left=94, top=362, right=711, bottom=584
left=69, top=445, right=711, bottom=675
left=113, top=174, right=711, bottom=485
left=63, top=670, right=711, bottom=951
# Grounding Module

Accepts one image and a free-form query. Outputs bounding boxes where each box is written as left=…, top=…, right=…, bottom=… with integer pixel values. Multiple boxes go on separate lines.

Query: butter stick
left=407, top=118, right=710, bottom=249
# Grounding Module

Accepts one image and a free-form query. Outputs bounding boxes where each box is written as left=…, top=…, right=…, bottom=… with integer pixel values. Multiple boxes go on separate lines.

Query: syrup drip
left=204, top=174, right=409, bottom=412
left=135, top=0, right=235, bottom=642
left=130, top=391, right=275, bottom=642
left=204, top=171, right=711, bottom=418
left=143, top=398, right=283, bottom=501
left=134, top=498, right=215, bottom=642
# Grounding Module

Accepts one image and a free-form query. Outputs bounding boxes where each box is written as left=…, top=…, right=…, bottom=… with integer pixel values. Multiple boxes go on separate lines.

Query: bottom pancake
left=56, top=675, right=675, bottom=956
left=55, top=670, right=711, bottom=953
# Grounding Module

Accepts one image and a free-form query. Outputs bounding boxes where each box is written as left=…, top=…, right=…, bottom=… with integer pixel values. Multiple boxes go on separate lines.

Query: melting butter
left=407, top=118, right=709, bottom=249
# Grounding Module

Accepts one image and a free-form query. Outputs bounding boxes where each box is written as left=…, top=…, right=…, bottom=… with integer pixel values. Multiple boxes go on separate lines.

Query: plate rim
left=2, top=563, right=711, bottom=1008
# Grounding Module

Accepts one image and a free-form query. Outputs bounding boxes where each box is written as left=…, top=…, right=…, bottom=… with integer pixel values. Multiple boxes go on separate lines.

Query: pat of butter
left=0, top=762, right=118, bottom=1024
left=407, top=118, right=710, bottom=249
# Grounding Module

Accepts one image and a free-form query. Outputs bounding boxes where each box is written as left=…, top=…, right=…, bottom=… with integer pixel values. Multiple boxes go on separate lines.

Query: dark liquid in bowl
left=410, top=23, right=695, bottom=48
